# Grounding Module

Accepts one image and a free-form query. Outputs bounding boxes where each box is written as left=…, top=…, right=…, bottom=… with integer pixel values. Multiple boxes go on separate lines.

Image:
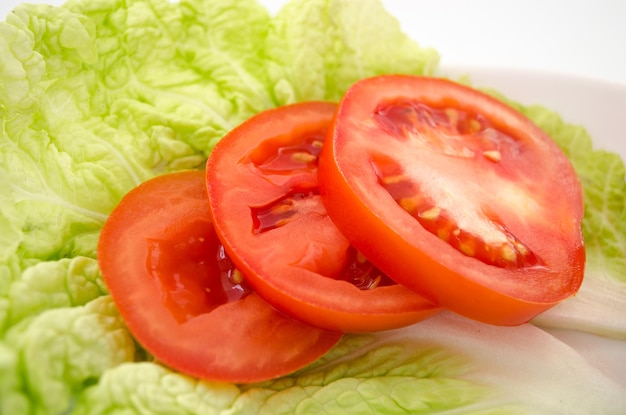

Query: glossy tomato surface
left=98, top=171, right=342, bottom=383
left=206, top=102, right=438, bottom=333
left=318, top=75, right=585, bottom=326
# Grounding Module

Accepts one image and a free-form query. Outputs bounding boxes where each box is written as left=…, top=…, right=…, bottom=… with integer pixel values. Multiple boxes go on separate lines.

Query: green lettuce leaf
left=3, top=256, right=107, bottom=330
left=70, top=313, right=626, bottom=415
left=264, top=0, right=439, bottom=104
left=1, top=0, right=624, bottom=414
left=0, top=296, right=136, bottom=415
left=482, top=95, right=626, bottom=339
left=531, top=109, right=626, bottom=338
left=0, top=0, right=440, bottom=412
left=509, top=100, right=626, bottom=284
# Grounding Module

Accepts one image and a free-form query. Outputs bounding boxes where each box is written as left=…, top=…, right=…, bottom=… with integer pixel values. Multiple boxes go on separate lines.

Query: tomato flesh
left=98, top=171, right=341, bottom=383
left=318, top=75, right=585, bottom=326
left=206, top=102, right=438, bottom=333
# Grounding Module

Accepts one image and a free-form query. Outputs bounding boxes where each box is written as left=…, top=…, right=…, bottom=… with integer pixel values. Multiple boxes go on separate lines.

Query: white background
left=2, top=0, right=625, bottom=85
left=387, top=0, right=626, bottom=86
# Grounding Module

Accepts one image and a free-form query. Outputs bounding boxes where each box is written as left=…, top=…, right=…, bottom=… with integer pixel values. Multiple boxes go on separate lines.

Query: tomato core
left=243, top=114, right=400, bottom=291
left=251, top=189, right=395, bottom=288
left=372, top=100, right=542, bottom=269
left=146, top=219, right=252, bottom=323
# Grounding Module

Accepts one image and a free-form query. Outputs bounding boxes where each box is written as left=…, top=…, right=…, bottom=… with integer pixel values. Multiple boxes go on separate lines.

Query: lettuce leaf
left=0, top=0, right=439, bottom=412
left=264, top=0, right=439, bottom=104
left=482, top=95, right=626, bottom=339
left=70, top=313, right=626, bottom=415
left=0, top=0, right=624, bottom=414
left=1, top=296, right=136, bottom=415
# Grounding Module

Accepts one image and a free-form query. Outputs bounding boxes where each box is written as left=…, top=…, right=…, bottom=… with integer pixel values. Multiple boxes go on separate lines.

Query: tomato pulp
left=318, top=75, right=585, bottom=326
left=98, top=171, right=342, bottom=383
left=206, top=102, right=439, bottom=333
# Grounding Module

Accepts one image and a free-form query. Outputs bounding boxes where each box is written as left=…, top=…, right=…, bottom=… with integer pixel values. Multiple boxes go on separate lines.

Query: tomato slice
left=206, top=102, right=438, bottom=333
left=98, top=171, right=342, bottom=383
left=318, top=75, right=585, bottom=326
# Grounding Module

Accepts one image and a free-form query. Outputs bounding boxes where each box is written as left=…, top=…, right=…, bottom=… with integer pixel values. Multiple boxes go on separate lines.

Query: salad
left=0, top=0, right=625, bottom=414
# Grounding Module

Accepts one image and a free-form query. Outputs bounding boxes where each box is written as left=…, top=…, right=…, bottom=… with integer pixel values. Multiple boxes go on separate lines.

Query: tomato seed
left=356, top=251, right=368, bottom=264
left=483, top=150, right=502, bottom=162
left=419, top=206, right=441, bottom=221
left=230, top=269, right=244, bottom=285
left=500, top=244, right=517, bottom=263
left=291, top=151, right=317, bottom=164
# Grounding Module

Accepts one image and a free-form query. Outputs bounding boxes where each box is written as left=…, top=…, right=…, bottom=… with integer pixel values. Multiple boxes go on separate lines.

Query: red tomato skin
left=98, top=171, right=341, bottom=383
left=318, top=75, right=585, bottom=326
left=206, top=102, right=439, bottom=333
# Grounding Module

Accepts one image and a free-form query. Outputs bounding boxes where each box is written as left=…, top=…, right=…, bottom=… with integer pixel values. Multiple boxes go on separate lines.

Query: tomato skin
left=206, top=102, right=439, bottom=333
left=98, top=171, right=341, bottom=383
left=318, top=75, right=585, bottom=326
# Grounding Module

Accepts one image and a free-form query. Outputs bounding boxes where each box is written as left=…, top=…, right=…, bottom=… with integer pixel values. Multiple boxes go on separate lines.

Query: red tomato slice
left=206, top=102, right=438, bottom=333
left=98, top=171, right=342, bottom=383
left=318, top=75, right=585, bottom=326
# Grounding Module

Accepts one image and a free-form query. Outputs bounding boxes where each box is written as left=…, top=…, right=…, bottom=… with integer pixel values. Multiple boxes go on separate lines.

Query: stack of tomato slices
left=98, top=75, right=585, bottom=383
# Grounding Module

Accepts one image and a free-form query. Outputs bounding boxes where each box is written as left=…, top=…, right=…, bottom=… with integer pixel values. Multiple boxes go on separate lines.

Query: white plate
left=441, top=65, right=626, bottom=160
left=440, top=66, right=626, bottom=389
left=2, top=0, right=625, bottom=393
